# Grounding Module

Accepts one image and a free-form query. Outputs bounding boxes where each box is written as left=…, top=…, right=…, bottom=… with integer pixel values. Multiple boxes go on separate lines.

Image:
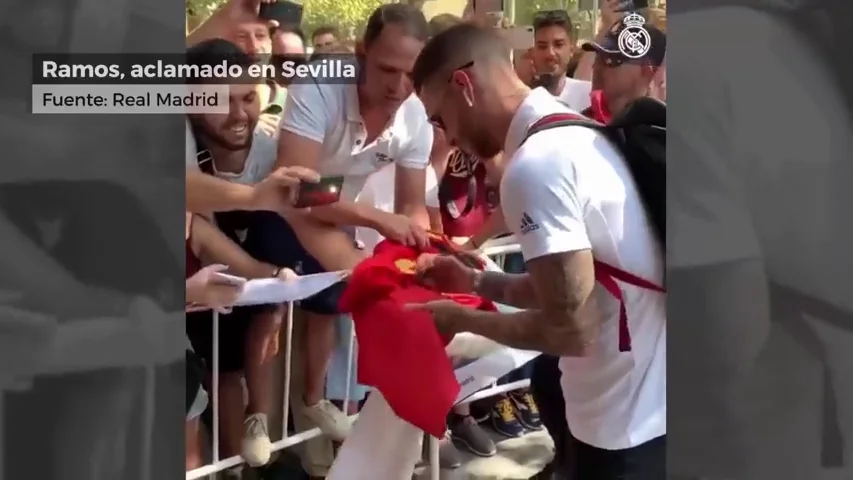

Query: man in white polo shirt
left=274, top=3, right=434, bottom=446
left=409, top=24, right=666, bottom=479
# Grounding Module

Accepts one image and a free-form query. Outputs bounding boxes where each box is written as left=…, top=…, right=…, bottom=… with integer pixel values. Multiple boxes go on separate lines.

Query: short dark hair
left=185, top=38, right=255, bottom=84
left=363, top=4, right=429, bottom=47
left=310, top=44, right=353, bottom=62
left=312, top=25, right=340, bottom=42
left=428, top=13, right=462, bottom=37
left=532, top=9, right=573, bottom=37
left=274, top=25, right=306, bottom=45
left=412, top=23, right=509, bottom=92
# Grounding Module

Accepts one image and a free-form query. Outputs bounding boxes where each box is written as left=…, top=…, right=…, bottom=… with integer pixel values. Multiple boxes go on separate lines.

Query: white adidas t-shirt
left=280, top=82, right=433, bottom=202
left=185, top=118, right=278, bottom=184
left=557, top=77, right=592, bottom=111
left=501, top=87, right=666, bottom=450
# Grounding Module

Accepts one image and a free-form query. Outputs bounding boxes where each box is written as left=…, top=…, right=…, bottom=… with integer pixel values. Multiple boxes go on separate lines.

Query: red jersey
left=339, top=236, right=495, bottom=437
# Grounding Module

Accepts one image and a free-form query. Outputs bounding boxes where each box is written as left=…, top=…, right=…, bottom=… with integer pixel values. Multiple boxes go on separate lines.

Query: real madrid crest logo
left=395, top=259, right=417, bottom=274
left=617, top=12, right=651, bottom=60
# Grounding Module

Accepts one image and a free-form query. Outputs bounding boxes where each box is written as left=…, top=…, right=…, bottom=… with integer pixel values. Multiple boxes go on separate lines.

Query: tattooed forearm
left=474, top=271, right=540, bottom=309
left=461, top=250, right=598, bottom=356
left=455, top=306, right=598, bottom=356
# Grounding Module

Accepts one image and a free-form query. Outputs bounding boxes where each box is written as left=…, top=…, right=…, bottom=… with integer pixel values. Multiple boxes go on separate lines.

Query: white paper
left=232, top=270, right=349, bottom=306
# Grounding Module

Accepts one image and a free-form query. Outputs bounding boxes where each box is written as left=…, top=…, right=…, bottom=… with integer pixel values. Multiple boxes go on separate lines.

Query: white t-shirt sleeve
left=280, top=82, right=330, bottom=144
left=395, top=109, right=433, bottom=170
left=425, top=165, right=439, bottom=208
left=558, top=78, right=592, bottom=112
left=501, top=138, right=591, bottom=261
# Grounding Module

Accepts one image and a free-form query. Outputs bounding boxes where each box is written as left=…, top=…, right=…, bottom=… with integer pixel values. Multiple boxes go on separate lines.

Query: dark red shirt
left=585, top=90, right=613, bottom=124
left=439, top=150, right=496, bottom=238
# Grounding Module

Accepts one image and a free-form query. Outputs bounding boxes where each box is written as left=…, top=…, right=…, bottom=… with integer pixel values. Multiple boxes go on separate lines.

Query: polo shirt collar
left=345, top=83, right=362, bottom=122
left=345, top=83, right=405, bottom=142
left=503, top=87, right=556, bottom=158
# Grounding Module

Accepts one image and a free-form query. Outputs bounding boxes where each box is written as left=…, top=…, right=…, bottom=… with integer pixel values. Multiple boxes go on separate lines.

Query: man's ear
left=355, top=40, right=366, bottom=57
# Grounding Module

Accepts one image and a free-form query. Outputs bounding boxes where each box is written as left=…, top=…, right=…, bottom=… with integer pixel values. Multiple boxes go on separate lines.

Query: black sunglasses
left=428, top=61, right=475, bottom=130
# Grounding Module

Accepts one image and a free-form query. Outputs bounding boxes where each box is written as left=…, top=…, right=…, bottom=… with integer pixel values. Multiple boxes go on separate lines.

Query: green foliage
left=186, top=0, right=223, bottom=21
left=302, top=0, right=386, bottom=40
left=185, top=0, right=389, bottom=40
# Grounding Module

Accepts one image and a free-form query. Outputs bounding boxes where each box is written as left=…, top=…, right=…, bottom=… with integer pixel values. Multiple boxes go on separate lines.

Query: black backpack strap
left=192, top=127, right=215, bottom=176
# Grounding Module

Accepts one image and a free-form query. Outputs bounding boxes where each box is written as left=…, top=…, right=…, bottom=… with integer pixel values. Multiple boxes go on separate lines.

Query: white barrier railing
left=186, top=240, right=524, bottom=480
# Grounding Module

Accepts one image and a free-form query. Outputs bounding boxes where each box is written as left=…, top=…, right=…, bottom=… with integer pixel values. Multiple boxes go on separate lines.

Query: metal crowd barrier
left=185, top=240, right=524, bottom=479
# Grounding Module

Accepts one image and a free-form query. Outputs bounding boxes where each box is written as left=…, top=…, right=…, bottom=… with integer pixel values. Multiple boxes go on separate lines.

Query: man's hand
left=186, top=264, right=245, bottom=313
left=459, top=239, right=480, bottom=252
left=275, top=267, right=298, bottom=281
left=188, top=0, right=278, bottom=46
left=404, top=300, right=472, bottom=337
left=374, top=212, right=431, bottom=248
left=415, top=254, right=478, bottom=293
left=257, top=112, right=281, bottom=137
left=251, top=166, right=320, bottom=214
left=601, top=0, right=632, bottom=29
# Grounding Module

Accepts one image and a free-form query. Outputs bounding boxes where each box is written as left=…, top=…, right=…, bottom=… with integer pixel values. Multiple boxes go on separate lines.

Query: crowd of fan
left=184, top=0, right=666, bottom=478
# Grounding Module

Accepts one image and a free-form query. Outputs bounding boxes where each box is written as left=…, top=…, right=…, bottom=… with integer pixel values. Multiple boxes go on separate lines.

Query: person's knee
left=241, top=308, right=284, bottom=364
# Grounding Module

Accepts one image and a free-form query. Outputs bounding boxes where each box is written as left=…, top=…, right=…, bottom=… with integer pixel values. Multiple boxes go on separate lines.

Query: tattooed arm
left=453, top=249, right=597, bottom=356
left=441, top=128, right=601, bottom=355
left=472, top=271, right=537, bottom=309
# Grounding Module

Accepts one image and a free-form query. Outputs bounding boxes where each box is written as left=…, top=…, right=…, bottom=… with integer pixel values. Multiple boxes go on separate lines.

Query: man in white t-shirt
left=410, top=24, right=666, bottom=478
left=273, top=2, right=434, bottom=446
left=529, top=9, right=591, bottom=111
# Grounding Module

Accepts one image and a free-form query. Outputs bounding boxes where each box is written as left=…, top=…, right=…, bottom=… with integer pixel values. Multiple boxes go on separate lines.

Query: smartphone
left=295, top=175, right=344, bottom=208
left=258, top=1, right=304, bottom=27
left=504, top=26, right=534, bottom=50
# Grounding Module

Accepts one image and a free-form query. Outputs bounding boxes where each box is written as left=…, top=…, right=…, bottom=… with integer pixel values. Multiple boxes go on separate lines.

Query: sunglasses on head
left=532, top=9, right=570, bottom=28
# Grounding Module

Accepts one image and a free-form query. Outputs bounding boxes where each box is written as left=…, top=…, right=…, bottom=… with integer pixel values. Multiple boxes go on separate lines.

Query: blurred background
left=186, top=0, right=666, bottom=47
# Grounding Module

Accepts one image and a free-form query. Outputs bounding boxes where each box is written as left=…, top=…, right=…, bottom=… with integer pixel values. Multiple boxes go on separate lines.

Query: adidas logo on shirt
left=519, top=212, right=539, bottom=234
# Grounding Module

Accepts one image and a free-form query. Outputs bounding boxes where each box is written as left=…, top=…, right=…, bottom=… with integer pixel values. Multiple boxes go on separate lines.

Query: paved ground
left=255, top=428, right=553, bottom=480
left=413, top=429, right=554, bottom=480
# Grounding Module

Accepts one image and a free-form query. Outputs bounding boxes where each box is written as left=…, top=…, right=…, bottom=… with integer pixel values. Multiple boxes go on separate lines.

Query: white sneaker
left=241, top=413, right=272, bottom=467
left=302, top=399, right=351, bottom=441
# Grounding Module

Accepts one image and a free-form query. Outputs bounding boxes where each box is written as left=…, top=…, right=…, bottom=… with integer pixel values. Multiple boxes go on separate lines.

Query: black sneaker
left=509, top=389, right=543, bottom=431
left=449, top=415, right=497, bottom=457
left=490, top=396, right=525, bottom=438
